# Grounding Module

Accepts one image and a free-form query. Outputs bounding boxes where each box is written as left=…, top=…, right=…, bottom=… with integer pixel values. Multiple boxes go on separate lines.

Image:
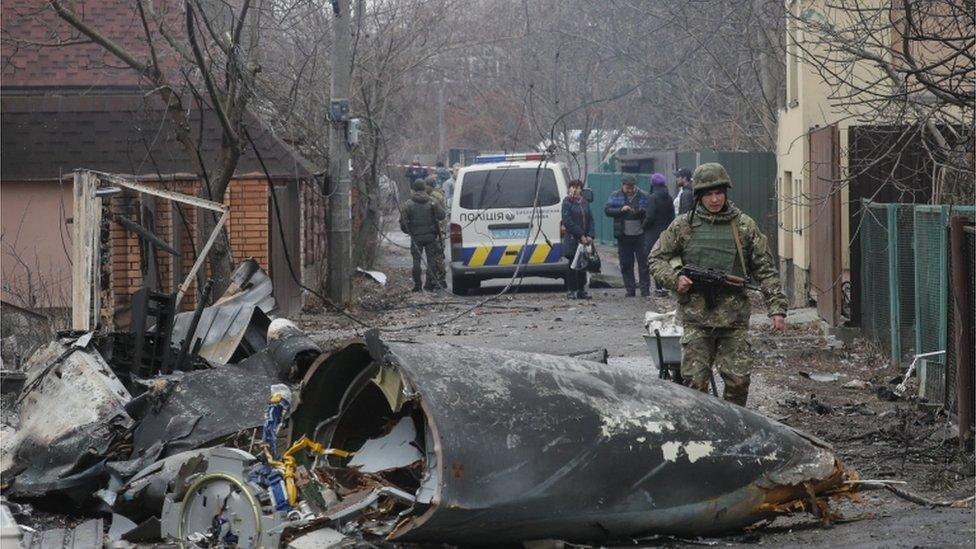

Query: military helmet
left=692, top=162, right=733, bottom=192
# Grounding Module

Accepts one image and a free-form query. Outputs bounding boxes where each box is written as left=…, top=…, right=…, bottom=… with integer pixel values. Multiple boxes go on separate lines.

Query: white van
left=447, top=153, right=573, bottom=295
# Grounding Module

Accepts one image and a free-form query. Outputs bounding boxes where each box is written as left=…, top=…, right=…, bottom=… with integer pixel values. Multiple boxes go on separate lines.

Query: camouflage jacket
left=648, top=202, right=787, bottom=328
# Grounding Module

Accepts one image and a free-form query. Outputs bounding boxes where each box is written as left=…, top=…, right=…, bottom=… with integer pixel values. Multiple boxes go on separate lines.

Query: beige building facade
left=775, top=0, right=892, bottom=309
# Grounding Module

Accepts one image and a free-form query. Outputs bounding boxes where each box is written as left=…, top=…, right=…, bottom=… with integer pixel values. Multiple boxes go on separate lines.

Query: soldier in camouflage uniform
left=648, top=163, right=788, bottom=406
left=401, top=179, right=446, bottom=291
left=424, top=175, right=448, bottom=289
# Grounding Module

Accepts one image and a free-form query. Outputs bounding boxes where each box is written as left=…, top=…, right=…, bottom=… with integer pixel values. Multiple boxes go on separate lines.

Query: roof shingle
left=1, top=92, right=317, bottom=181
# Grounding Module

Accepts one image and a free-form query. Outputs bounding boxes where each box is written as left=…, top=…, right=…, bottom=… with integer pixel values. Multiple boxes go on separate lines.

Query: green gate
left=587, top=151, right=777, bottom=254
left=675, top=151, right=779, bottom=259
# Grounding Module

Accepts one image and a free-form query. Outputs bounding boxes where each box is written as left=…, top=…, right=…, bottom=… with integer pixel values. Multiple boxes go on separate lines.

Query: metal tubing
left=116, top=215, right=181, bottom=256
left=949, top=216, right=972, bottom=448
left=86, top=170, right=231, bottom=310
left=95, top=173, right=228, bottom=213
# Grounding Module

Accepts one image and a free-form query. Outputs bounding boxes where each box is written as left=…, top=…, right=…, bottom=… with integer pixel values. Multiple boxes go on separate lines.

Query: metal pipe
left=175, top=210, right=228, bottom=308
left=949, top=215, right=972, bottom=448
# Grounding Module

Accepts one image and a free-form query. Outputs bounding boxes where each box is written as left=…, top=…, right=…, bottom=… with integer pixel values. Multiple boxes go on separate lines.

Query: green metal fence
left=673, top=151, right=778, bottom=259
left=587, top=151, right=777, bottom=254
left=859, top=200, right=976, bottom=367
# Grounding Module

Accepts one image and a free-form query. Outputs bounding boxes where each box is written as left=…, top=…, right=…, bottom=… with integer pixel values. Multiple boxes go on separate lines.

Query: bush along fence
left=859, top=200, right=975, bottom=415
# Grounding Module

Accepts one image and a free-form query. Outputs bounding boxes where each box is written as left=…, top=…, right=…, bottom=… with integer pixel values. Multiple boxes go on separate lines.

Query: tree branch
left=186, top=2, right=239, bottom=147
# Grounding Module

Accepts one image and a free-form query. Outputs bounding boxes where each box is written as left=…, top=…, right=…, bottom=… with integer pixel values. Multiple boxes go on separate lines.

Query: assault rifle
left=678, top=264, right=760, bottom=309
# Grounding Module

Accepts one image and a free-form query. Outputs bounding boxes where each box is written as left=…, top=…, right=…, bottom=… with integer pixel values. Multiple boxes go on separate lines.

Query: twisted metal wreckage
left=0, top=172, right=858, bottom=546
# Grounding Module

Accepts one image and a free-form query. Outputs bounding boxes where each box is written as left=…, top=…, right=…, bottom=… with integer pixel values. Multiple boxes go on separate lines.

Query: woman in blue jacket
left=561, top=179, right=595, bottom=299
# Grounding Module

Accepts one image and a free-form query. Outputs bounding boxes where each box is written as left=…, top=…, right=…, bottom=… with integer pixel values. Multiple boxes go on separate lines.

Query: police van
left=448, top=152, right=575, bottom=295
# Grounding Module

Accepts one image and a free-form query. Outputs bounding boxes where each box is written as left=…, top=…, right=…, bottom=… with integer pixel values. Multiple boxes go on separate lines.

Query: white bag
left=570, top=243, right=585, bottom=270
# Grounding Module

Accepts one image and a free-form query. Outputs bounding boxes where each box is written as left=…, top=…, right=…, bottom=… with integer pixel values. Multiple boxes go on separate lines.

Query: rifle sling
left=730, top=220, right=749, bottom=279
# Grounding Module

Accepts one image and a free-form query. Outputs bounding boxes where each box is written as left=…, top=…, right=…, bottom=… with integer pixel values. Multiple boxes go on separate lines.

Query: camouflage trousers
left=410, top=239, right=445, bottom=290
left=680, top=326, right=752, bottom=406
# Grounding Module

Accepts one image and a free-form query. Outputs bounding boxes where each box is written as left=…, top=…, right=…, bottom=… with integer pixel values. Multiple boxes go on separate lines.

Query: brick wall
left=226, top=179, right=269, bottom=270
left=106, top=178, right=270, bottom=324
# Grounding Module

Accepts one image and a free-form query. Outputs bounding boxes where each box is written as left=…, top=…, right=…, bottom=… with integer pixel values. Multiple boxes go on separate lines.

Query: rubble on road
left=644, top=309, right=681, bottom=337
left=2, top=336, right=132, bottom=505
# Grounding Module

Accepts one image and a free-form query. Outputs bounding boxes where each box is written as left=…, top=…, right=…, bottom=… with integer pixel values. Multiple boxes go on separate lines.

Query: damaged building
left=0, top=0, right=326, bottom=321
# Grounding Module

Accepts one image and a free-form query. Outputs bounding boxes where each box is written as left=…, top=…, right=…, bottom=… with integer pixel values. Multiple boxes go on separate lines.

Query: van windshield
left=459, top=168, right=560, bottom=210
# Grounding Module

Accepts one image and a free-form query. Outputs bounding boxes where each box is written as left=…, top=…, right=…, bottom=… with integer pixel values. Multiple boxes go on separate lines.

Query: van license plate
left=491, top=228, right=529, bottom=239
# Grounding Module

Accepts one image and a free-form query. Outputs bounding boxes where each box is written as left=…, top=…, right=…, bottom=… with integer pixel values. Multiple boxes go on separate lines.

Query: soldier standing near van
left=424, top=175, right=448, bottom=289
left=425, top=174, right=445, bottom=206
left=400, top=179, right=446, bottom=292
left=605, top=174, right=651, bottom=297
left=648, top=163, right=788, bottom=406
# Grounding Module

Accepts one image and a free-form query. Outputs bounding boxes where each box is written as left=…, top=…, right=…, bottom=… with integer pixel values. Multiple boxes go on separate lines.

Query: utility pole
left=327, top=0, right=352, bottom=305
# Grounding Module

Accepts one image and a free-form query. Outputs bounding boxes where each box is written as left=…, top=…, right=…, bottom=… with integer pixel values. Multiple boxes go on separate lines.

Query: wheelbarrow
left=642, top=330, right=718, bottom=396
left=643, top=330, right=682, bottom=384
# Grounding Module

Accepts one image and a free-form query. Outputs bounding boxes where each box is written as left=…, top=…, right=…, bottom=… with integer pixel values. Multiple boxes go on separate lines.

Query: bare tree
left=792, top=0, right=974, bottom=204
left=47, top=0, right=267, bottom=292
left=418, top=0, right=787, bottom=166
left=255, top=0, right=463, bottom=270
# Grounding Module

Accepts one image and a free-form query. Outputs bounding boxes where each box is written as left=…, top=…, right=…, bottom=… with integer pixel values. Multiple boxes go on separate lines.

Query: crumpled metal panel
left=170, top=259, right=275, bottom=365
left=131, top=364, right=276, bottom=458
left=2, top=340, right=132, bottom=504
left=294, top=335, right=850, bottom=544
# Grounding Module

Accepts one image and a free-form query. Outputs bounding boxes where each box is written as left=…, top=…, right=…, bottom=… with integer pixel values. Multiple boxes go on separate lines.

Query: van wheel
left=451, top=273, right=471, bottom=295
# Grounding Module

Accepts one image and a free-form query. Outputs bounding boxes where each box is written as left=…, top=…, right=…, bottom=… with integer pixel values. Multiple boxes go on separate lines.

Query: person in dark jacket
left=561, top=179, right=595, bottom=299
left=400, top=179, right=446, bottom=291
left=406, top=161, right=426, bottom=185
left=673, top=168, right=695, bottom=215
left=605, top=174, right=651, bottom=297
left=644, top=172, right=676, bottom=296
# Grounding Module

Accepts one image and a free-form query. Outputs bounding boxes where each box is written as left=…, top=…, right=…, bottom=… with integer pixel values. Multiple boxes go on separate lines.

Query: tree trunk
left=351, top=142, right=381, bottom=269
left=194, top=192, right=234, bottom=300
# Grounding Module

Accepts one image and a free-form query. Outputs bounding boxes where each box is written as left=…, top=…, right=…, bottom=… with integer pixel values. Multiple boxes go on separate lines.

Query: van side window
left=459, top=168, right=560, bottom=210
